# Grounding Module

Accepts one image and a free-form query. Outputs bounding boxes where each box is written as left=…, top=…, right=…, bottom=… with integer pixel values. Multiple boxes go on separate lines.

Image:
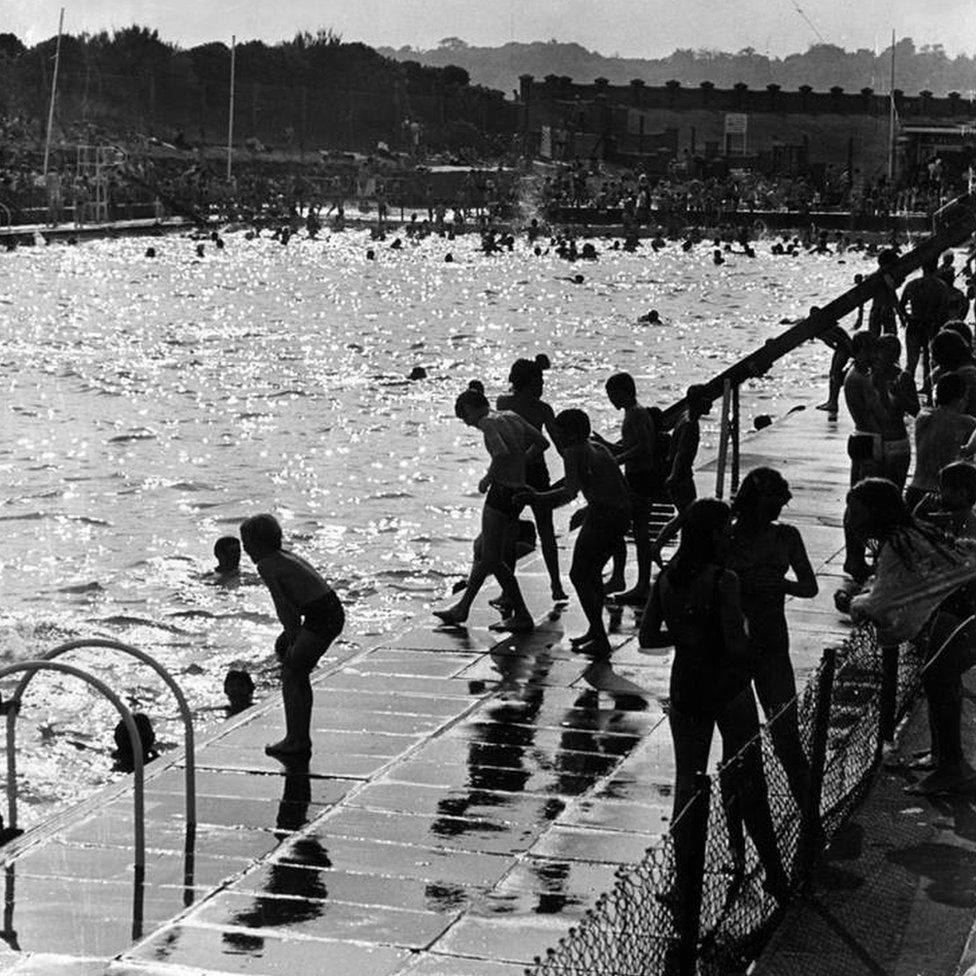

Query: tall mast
left=42, top=8, right=65, bottom=177
left=226, top=35, right=236, bottom=180
left=887, top=29, right=896, bottom=182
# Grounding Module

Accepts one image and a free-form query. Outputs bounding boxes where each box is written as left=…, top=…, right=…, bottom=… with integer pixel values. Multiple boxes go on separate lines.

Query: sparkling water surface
left=0, top=229, right=864, bottom=821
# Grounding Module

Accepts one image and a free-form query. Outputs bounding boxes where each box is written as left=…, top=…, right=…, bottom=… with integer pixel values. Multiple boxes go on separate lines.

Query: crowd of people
left=0, top=119, right=521, bottom=230
left=540, top=155, right=967, bottom=223
left=405, top=238, right=976, bottom=914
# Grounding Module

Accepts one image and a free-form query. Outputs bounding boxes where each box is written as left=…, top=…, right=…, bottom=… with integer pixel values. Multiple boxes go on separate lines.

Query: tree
left=0, top=33, right=25, bottom=59
left=438, top=37, right=468, bottom=51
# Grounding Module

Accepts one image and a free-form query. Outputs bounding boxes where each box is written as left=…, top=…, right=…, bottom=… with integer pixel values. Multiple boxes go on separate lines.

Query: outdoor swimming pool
left=0, top=228, right=863, bottom=820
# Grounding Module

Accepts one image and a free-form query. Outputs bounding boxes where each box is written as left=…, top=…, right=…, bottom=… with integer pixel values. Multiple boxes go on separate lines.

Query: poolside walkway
left=0, top=398, right=859, bottom=975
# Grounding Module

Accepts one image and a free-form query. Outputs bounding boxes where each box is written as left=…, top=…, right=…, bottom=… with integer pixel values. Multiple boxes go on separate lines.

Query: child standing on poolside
left=240, top=514, right=344, bottom=757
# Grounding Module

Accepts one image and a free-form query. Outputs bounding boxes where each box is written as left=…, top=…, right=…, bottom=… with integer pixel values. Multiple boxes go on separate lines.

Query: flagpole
left=887, top=29, right=896, bottom=182
left=226, top=35, right=236, bottom=180
left=42, top=7, right=65, bottom=177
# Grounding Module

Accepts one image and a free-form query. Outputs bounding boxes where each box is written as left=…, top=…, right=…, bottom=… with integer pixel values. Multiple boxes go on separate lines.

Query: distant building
left=518, top=75, right=976, bottom=180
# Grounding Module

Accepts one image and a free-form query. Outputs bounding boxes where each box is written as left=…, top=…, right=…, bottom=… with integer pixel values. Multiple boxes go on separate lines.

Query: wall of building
left=520, top=76, right=975, bottom=175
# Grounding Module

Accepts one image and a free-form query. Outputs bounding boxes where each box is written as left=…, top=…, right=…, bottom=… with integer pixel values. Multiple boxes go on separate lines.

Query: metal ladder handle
left=0, top=661, right=144, bottom=872
left=8, top=639, right=195, bottom=828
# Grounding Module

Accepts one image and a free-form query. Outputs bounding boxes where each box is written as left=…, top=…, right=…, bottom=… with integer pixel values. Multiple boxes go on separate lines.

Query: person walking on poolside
left=240, top=514, right=344, bottom=757
left=650, top=384, right=712, bottom=564
left=434, top=386, right=548, bottom=633
left=594, top=372, right=657, bottom=605
left=815, top=321, right=853, bottom=421
left=640, top=499, right=790, bottom=905
left=497, top=357, right=568, bottom=602
left=900, top=257, right=949, bottom=390
left=875, top=334, right=920, bottom=490
left=727, top=468, right=819, bottom=841
left=518, top=408, right=631, bottom=656
left=842, top=331, right=889, bottom=582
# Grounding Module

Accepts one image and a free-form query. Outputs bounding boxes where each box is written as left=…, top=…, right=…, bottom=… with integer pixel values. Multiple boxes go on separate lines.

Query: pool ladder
left=0, top=639, right=197, bottom=880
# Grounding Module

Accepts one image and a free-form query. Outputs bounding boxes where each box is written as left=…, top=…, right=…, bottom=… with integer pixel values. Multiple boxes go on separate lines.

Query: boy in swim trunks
left=518, top=408, right=631, bottom=656
left=240, top=514, right=344, bottom=757
left=597, top=372, right=657, bottom=604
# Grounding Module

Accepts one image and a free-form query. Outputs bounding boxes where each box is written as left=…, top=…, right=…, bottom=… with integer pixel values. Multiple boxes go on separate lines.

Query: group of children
left=433, top=358, right=711, bottom=658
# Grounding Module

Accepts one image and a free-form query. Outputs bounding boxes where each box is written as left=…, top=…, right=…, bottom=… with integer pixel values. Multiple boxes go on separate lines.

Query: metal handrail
left=0, top=661, right=144, bottom=874
left=6, top=639, right=195, bottom=829
left=661, top=190, right=976, bottom=429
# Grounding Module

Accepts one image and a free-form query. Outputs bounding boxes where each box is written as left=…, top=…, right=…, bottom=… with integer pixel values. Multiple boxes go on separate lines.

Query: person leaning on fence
left=640, top=499, right=791, bottom=906
left=847, top=477, right=976, bottom=795
left=727, top=468, right=819, bottom=849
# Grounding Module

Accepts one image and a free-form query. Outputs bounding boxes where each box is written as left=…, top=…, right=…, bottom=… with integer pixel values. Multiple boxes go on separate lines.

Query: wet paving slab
left=125, top=923, right=415, bottom=975
left=0, top=401, right=856, bottom=974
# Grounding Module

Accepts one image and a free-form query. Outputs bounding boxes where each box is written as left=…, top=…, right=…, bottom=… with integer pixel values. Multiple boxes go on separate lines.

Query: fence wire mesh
left=525, top=623, right=919, bottom=976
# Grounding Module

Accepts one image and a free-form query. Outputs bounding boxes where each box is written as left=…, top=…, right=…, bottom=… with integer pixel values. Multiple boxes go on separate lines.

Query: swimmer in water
left=210, top=536, right=241, bottom=582
left=637, top=309, right=662, bottom=325
left=240, top=513, right=345, bottom=757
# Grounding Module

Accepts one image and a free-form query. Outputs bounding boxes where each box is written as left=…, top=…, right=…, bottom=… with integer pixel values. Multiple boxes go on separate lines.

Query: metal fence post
left=802, top=646, right=836, bottom=878
left=730, top=382, right=741, bottom=497
left=715, top=379, right=732, bottom=499
left=878, top=643, right=900, bottom=749
left=676, top=772, right=712, bottom=976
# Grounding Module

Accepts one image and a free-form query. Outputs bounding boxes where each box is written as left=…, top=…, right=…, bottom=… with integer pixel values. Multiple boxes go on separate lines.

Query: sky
left=7, top=0, right=976, bottom=58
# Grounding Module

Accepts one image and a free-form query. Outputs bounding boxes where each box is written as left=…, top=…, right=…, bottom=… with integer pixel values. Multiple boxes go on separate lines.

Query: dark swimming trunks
left=485, top=483, right=524, bottom=519
left=300, top=589, right=344, bottom=640
left=626, top=468, right=657, bottom=499
left=525, top=462, right=551, bottom=491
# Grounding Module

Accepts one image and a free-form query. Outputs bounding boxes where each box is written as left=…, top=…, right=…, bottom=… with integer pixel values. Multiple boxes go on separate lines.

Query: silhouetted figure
left=113, top=713, right=158, bottom=772
left=640, top=499, right=790, bottom=906
left=224, top=668, right=255, bottom=716
left=240, top=513, right=344, bottom=758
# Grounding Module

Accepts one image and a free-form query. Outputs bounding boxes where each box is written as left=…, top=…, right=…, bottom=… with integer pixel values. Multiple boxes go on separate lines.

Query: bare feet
left=572, top=636, right=612, bottom=657
left=265, top=739, right=312, bottom=757
left=608, top=588, right=649, bottom=607
left=570, top=630, right=597, bottom=645
left=433, top=606, right=468, bottom=626
left=488, top=614, right=534, bottom=633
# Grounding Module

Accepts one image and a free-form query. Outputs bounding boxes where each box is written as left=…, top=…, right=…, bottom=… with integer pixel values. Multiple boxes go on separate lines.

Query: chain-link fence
left=526, top=623, right=920, bottom=976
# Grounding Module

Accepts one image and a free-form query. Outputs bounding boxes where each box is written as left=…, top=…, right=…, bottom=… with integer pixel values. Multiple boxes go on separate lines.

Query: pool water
left=0, top=228, right=863, bottom=821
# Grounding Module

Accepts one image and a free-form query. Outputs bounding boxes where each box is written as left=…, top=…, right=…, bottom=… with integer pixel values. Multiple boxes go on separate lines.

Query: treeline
left=0, top=27, right=517, bottom=154
left=380, top=37, right=976, bottom=100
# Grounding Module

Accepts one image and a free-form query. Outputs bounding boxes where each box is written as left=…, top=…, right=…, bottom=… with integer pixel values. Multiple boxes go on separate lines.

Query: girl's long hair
left=848, top=477, right=952, bottom=565
left=731, top=466, right=790, bottom=521
left=668, top=498, right=731, bottom=589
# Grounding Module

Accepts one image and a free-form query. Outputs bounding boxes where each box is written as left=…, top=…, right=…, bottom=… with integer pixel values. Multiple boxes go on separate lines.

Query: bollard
left=878, top=643, right=900, bottom=749
left=802, top=646, right=836, bottom=879
left=675, top=772, right=712, bottom=976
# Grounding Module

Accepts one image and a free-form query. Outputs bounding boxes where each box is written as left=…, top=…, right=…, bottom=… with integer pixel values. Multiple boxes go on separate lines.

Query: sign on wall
left=724, top=113, right=748, bottom=155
